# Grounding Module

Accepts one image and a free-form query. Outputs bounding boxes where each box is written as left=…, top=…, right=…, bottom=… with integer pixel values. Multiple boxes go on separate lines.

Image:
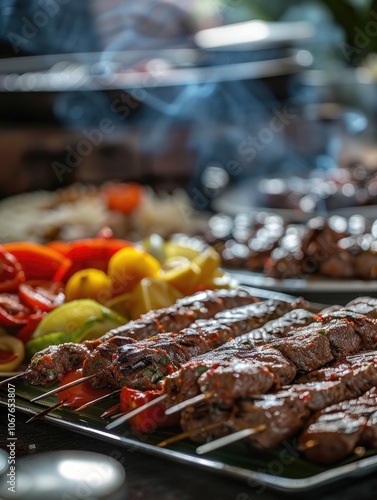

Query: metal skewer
left=164, top=392, right=212, bottom=415
left=30, top=374, right=97, bottom=402
left=196, top=425, right=267, bottom=455
left=0, top=371, right=29, bottom=388
left=157, top=419, right=228, bottom=448
left=74, top=389, right=121, bottom=412
left=106, top=393, right=168, bottom=430
left=26, top=399, right=68, bottom=423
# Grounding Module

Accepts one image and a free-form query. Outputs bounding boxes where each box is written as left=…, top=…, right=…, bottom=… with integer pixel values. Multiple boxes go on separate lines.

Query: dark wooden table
left=1, top=407, right=377, bottom=500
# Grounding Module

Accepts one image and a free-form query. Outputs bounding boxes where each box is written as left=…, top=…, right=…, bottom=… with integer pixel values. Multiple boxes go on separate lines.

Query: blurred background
left=0, top=1, right=377, bottom=223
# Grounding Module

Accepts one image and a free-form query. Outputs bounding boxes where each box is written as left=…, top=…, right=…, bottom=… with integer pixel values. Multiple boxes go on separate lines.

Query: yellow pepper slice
left=108, top=247, right=161, bottom=295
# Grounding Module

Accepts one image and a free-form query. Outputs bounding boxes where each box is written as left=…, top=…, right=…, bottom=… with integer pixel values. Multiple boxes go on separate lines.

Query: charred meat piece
left=26, top=343, right=90, bottom=385
left=270, top=327, right=333, bottom=372
left=320, top=310, right=377, bottom=350
left=219, top=308, right=317, bottom=351
left=197, top=361, right=275, bottom=406
left=299, top=387, right=377, bottom=464
left=345, top=296, right=377, bottom=320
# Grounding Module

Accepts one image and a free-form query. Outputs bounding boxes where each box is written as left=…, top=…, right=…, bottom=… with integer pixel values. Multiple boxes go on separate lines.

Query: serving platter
left=1, top=286, right=377, bottom=493
left=1, top=375, right=377, bottom=493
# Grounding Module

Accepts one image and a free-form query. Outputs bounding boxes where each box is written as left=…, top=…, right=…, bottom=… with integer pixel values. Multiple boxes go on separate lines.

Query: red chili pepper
left=120, top=387, right=179, bottom=433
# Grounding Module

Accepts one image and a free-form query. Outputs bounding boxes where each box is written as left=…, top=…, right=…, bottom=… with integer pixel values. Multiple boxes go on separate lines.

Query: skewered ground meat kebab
left=163, top=307, right=377, bottom=409
left=87, top=288, right=260, bottom=346
left=299, top=387, right=377, bottom=464
left=179, top=350, right=377, bottom=450
left=78, top=298, right=306, bottom=389
left=26, top=288, right=259, bottom=386
left=100, top=298, right=307, bottom=390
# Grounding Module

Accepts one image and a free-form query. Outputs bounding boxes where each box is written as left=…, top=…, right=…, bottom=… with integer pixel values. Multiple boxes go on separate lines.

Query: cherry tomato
left=0, top=293, right=31, bottom=326
left=16, top=310, right=47, bottom=344
left=104, top=182, right=143, bottom=213
left=2, top=242, right=72, bottom=281
left=18, top=280, right=65, bottom=312
left=120, top=387, right=179, bottom=433
left=0, top=247, right=25, bottom=292
left=57, top=368, right=112, bottom=407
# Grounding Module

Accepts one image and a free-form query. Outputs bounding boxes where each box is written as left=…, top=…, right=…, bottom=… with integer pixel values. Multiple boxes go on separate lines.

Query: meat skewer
left=22, top=296, right=376, bottom=430
left=89, top=288, right=261, bottom=345
left=107, top=308, right=377, bottom=430
left=182, top=350, right=377, bottom=454
left=298, top=387, right=377, bottom=464
left=163, top=310, right=377, bottom=416
left=16, top=296, right=377, bottom=391
left=104, top=307, right=315, bottom=430
left=106, top=298, right=308, bottom=392
left=30, top=297, right=306, bottom=403
left=0, top=288, right=259, bottom=390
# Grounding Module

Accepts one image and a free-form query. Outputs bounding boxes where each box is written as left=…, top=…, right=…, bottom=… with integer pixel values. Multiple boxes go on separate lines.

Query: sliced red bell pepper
left=120, top=387, right=179, bottom=433
left=46, top=240, right=72, bottom=257
left=2, top=242, right=72, bottom=282
left=0, top=246, right=25, bottom=292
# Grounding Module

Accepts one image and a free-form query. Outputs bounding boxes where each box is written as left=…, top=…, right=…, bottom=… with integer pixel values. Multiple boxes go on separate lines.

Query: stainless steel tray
left=1, top=392, right=377, bottom=494
left=229, top=270, right=377, bottom=305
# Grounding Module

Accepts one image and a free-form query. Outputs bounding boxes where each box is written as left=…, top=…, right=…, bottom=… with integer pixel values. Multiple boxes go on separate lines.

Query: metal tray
left=1, top=389, right=377, bottom=494
left=228, top=270, right=377, bottom=305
